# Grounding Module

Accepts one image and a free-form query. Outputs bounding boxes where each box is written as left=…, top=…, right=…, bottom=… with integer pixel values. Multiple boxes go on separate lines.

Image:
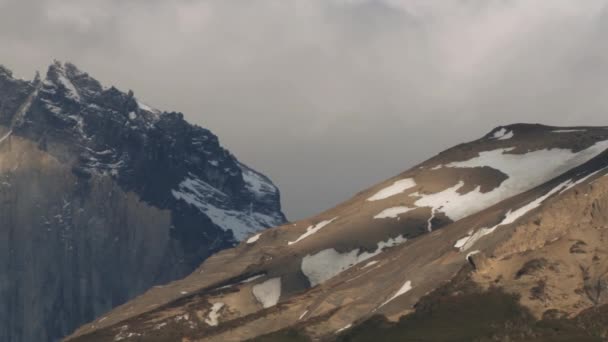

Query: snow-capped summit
left=0, top=62, right=285, bottom=342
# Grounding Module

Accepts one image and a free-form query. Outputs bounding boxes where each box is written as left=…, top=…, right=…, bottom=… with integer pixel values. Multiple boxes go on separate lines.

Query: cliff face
left=63, top=124, right=608, bottom=342
left=0, top=62, right=286, bottom=342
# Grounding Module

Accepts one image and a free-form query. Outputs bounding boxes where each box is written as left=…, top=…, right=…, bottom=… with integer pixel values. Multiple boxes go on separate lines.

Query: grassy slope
left=252, top=267, right=604, bottom=342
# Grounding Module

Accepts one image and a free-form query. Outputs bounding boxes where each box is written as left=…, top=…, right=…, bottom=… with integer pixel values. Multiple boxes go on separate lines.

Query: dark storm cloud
left=2, top=0, right=608, bottom=219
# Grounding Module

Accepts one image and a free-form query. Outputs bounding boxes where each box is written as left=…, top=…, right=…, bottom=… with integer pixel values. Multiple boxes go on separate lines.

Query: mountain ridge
left=64, top=123, right=608, bottom=341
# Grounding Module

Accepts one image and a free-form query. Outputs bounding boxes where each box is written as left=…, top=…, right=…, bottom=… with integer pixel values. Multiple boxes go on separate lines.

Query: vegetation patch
left=515, top=258, right=549, bottom=279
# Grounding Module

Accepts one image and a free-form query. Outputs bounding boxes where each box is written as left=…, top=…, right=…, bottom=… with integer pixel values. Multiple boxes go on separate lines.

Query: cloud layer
left=2, top=0, right=608, bottom=219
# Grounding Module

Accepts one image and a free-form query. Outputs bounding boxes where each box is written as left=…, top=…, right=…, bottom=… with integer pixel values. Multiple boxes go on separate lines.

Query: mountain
left=65, top=124, right=608, bottom=341
left=0, top=62, right=286, bottom=342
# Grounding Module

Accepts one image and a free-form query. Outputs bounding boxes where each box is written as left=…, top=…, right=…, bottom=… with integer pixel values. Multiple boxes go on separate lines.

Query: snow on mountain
left=367, top=178, right=416, bottom=201
left=301, top=234, right=407, bottom=286
left=252, top=278, right=282, bottom=309
left=373, top=206, right=416, bottom=219
left=492, top=127, right=514, bottom=140
left=288, top=217, right=339, bottom=245
left=419, top=140, right=608, bottom=221
left=65, top=124, right=608, bottom=342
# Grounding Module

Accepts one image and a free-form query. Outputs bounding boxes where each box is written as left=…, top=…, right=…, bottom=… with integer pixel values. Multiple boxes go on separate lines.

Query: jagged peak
left=63, top=62, right=85, bottom=77
left=44, top=61, right=83, bottom=102
left=0, top=60, right=287, bottom=342
left=44, top=61, right=163, bottom=116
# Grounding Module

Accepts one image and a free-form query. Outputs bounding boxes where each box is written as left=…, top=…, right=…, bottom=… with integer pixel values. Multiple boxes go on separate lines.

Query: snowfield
left=380, top=280, right=413, bottom=307
left=456, top=168, right=606, bottom=252
left=417, top=140, right=608, bottom=221
left=172, top=175, right=282, bottom=241
left=368, top=178, right=416, bottom=201
left=374, top=206, right=416, bottom=219
left=239, top=163, right=276, bottom=199
left=289, top=217, right=338, bottom=245
left=301, top=235, right=407, bottom=286
left=204, top=303, right=224, bottom=326
left=456, top=178, right=576, bottom=251
left=252, top=278, right=282, bottom=308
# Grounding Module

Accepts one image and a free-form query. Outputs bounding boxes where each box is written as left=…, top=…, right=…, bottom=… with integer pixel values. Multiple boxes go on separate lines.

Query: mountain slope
left=64, top=124, right=608, bottom=341
left=0, top=62, right=286, bottom=342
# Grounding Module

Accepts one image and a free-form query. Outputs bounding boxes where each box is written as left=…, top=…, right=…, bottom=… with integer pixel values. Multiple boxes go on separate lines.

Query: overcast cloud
left=2, top=0, right=608, bottom=219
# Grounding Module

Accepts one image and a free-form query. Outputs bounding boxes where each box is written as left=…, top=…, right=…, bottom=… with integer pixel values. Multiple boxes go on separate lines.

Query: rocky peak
left=0, top=61, right=286, bottom=342
left=32, top=61, right=285, bottom=241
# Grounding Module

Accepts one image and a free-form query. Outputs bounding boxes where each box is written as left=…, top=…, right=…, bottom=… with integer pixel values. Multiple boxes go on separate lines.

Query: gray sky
left=2, top=0, right=608, bottom=220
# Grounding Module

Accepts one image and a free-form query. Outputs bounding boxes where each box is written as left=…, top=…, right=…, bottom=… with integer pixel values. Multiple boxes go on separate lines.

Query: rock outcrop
left=0, top=62, right=286, bottom=342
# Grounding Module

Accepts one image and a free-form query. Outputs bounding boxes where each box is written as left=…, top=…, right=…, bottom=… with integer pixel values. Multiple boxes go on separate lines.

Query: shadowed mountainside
left=0, top=62, right=286, bottom=342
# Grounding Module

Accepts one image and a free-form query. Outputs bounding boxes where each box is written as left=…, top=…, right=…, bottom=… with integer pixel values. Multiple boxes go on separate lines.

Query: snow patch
left=456, top=179, right=574, bottom=251
left=252, top=278, right=281, bottom=308
left=363, top=260, right=379, bottom=268
left=241, top=274, right=265, bottom=283
left=336, top=324, right=352, bottom=334
left=247, top=233, right=261, bottom=244
left=553, top=129, right=586, bottom=133
left=289, top=217, right=338, bottom=245
left=368, top=178, right=416, bottom=201
left=153, top=322, right=167, bottom=330
left=172, top=175, right=282, bottom=241
left=492, top=128, right=513, bottom=140
left=466, top=250, right=480, bottom=261
left=114, top=325, right=140, bottom=341
left=454, top=230, right=474, bottom=249
left=301, top=235, right=407, bottom=286
left=414, top=140, right=608, bottom=222
left=57, top=73, right=81, bottom=101
left=204, top=303, right=224, bottom=326
left=427, top=207, right=437, bottom=232
left=559, top=169, right=604, bottom=194
left=240, top=165, right=276, bottom=198
left=499, top=131, right=514, bottom=140
left=136, top=99, right=160, bottom=114
left=374, top=206, right=416, bottom=219
left=0, top=130, right=12, bottom=145
left=380, top=280, right=413, bottom=307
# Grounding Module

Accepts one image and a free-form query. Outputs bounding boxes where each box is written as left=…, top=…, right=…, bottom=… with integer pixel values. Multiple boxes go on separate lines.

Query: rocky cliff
left=0, top=62, right=286, bottom=342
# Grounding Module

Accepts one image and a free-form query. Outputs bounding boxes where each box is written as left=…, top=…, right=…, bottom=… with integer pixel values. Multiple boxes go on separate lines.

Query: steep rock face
left=0, top=62, right=286, bottom=342
left=64, top=124, right=608, bottom=342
